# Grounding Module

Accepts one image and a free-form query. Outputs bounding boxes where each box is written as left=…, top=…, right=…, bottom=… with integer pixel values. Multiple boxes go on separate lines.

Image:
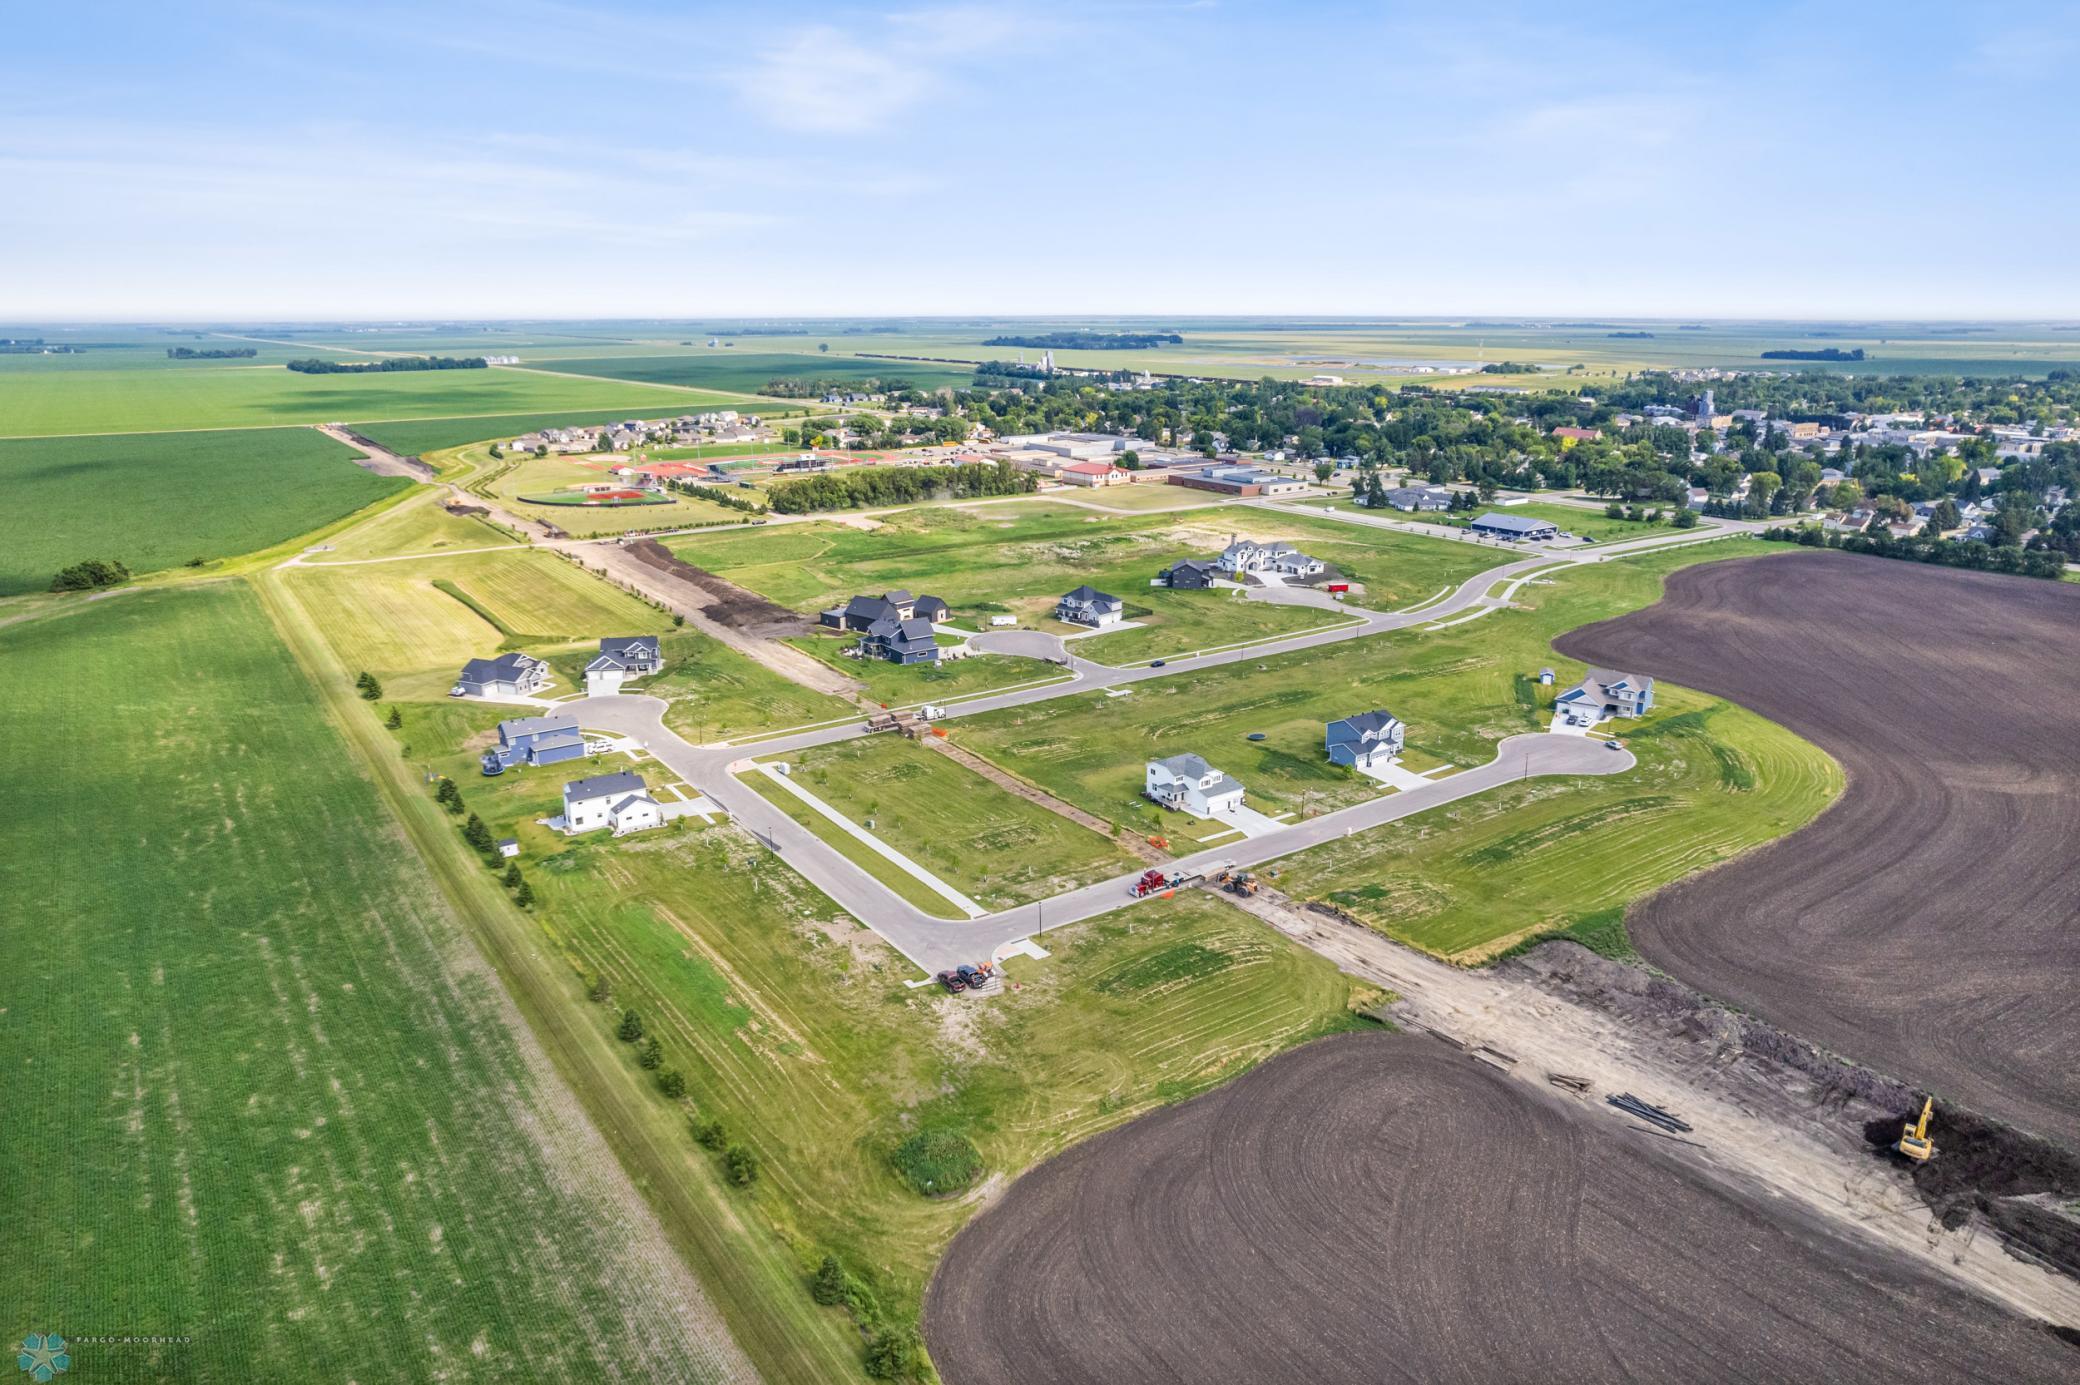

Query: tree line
left=766, top=461, right=1035, bottom=514
left=1764, top=524, right=2067, bottom=579
left=286, top=356, right=487, bottom=374
left=981, top=331, right=1181, bottom=350
left=166, top=346, right=256, bottom=359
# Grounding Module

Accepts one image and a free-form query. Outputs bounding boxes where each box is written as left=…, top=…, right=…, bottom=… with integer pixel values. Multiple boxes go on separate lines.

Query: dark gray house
left=822, top=590, right=949, bottom=631
left=1375, top=485, right=1453, bottom=512
left=1469, top=511, right=1560, bottom=542
left=1057, top=585, right=1125, bottom=627
left=487, top=714, right=586, bottom=771
left=595, top=635, right=662, bottom=673
left=451, top=651, right=548, bottom=699
left=859, top=616, right=940, bottom=664
left=1158, top=558, right=1220, bottom=590
left=1325, top=709, right=1405, bottom=768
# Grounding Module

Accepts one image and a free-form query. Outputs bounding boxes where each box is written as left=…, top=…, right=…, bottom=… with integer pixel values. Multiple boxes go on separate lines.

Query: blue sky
left=6, top=1, right=2078, bottom=318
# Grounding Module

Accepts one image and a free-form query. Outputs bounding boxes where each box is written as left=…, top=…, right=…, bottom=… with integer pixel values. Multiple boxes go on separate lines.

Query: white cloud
left=729, top=5, right=1056, bottom=134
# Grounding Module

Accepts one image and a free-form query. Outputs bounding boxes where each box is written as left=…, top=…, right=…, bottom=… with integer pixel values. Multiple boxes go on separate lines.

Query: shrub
left=863, top=1327, right=922, bottom=1380
left=617, top=1009, right=644, bottom=1043
left=692, top=1118, right=728, bottom=1150
left=513, top=880, right=535, bottom=908
left=355, top=671, right=383, bottom=700
left=51, top=558, right=132, bottom=592
left=588, top=973, right=612, bottom=1003
left=811, top=1254, right=848, bottom=1306
left=384, top=706, right=403, bottom=730
left=724, top=1144, right=760, bottom=1186
left=657, top=1069, right=686, bottom=1099
left=890, top=1129, right=984, bottom=1198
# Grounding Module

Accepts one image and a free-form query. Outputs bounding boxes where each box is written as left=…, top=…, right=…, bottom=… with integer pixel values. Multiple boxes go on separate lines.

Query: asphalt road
left=924, top=1033, right=2080, bottom=1385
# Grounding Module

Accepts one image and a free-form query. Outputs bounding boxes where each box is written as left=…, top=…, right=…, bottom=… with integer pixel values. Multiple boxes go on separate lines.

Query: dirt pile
left=625, top=538, right=811, bottom=637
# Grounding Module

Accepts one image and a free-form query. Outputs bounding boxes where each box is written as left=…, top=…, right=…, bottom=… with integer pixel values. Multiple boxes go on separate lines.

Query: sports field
left=958, top=540, right=1842, bottom=957
left=0, top=427, right=408, bottom=595
left=0, top=584, right=750, bottom=1381
left=0, top=360, right=721, bottom=437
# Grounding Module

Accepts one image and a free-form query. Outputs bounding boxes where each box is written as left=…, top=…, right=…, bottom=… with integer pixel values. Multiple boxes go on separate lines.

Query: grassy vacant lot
left=767, top=736, right=1143, bottom=911
left=599, top=632, right=856, bottom=742
left=318, top=490, right=513, bottom=560
left=0, top=427, right=407, bottom=594
left=954, top=539, right=1841, bottom=955
left=284, top=547, right=661, bottom=698
left=0, top=584, right=748, bottom=1381
left=525, top=351, right=976, bottom=394
left=671, top=500, right=1499, bottom=663
left=0, top=361, right=711, bottom=437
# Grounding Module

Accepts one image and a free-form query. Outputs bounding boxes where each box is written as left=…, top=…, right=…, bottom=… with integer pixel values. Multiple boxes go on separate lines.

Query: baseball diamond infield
left=1557, top=549, right=2080, bottom=1147
left=924, top=1034, right=2077, bottom=1384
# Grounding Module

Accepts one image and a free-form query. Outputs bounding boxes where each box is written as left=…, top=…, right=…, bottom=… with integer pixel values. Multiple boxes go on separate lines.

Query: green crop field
left=0, top=360, right=721, bottom=437
left=0, top=428, right=408, bottom=595
left=767, top=736, right=1143, bottom=910
left=520, top=351, right=977, bottom=394
left=954, top=539, right=1842, bottom=955
left=0, top=584, right=748, bottom=1381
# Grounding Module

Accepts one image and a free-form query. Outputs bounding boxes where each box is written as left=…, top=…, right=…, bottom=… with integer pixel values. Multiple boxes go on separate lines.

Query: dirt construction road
left=1558, top=550, right=2080, bottom=1147
left=926, top=1033, right=2079, bottom=1385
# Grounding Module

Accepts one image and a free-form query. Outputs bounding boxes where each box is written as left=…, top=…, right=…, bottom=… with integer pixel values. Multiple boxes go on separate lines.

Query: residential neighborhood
left=1056, top=584, right=1125, bottom=628
left=560, top=769, right=664, bottom=837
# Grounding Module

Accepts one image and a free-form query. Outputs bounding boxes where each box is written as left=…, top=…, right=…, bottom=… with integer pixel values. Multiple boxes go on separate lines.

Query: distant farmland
left=521, top=350, right=978, bottom=394
left=0, top=428, right=407, bottom=594
left=0, top=584, right=752, bottom=1382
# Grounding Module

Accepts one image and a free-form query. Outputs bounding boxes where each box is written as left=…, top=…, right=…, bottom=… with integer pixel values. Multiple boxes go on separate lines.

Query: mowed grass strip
left=775, top=735, right=1143, bottom=910
left=0, top=428, right=407, bottom=594
left=0, top=584, right=750, bottom=1381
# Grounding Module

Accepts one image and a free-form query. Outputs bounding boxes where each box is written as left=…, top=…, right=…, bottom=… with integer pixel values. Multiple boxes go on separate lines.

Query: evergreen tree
left=435, top=779, right=463, bottom=813
left=355, top=671, right=383, bottom=700
left=514, top=880, right=535, bottom=908
left=657, top=1069, right=686, bottom=1099
left=618, top=1009, right=644, bottom=1043
left=502, top=863, right=523, bottom=889
left=588, top=972, right=611, bottom=1003
left=640, top=1037, right=664, bottom=1070
left=811, top=1254, right=848, bottom=1306
left=384, top=706, right=403, bottom=730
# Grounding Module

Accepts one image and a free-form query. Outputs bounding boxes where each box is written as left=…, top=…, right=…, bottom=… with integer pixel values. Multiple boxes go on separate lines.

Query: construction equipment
left=1896, top=1096, right=1938, bottom=1163
left=1216, top=869, right=1259, bottom=896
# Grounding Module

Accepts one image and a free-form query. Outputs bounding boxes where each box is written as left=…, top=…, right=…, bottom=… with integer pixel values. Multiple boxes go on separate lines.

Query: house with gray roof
left=488, top=714, right=586, bottom=771
left=821, top=590, right=950, bottom=632
left=1555, top=668, right=1655, bottom=728
left=450, top=651, right=548, bottom=699
left=859, top=616, right=940, bottom=664
left=586, top=635, right=664, bottom=694
left=1158, top=558, right=1221, bottom=590
left=1373, top=485, right=1453, bottom=513
left=561, top=770, right=663, bottom=837
left=1469, top=512, right=1560, bottom=542
left=1217, top=537, right=1327, bottom=578
left=1325, top=709, right=1405, bottom=769
left=1144, top=753, right=1246, bottom=817
left=1057, top=585, right=1125, bottom=627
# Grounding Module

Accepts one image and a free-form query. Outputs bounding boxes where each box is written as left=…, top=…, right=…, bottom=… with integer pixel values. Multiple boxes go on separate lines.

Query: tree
left=657, top=1069, right=686, bottom=1099
left=617, top=1009, right=644, bottom=1043
left=692, top=1117, right=728, bottom=1150
left=1672, top=508, right=1699, bottom=529
left=50, top=558, right=132, bottom=592
left=811, top=1254, right=848, bottom=1306
left=817, top=342, right=829, bottom=353
left=724, top=1144, right=760, bottom=1186
left=640, top=1037, right=664, bottom=1070
left=1930, top=497, right=1962, bottom=533
left=435, top=779, right=464, bottom=813
left=587, top=973, right=612, bottom=1003
left=864, top=1327, right=922, bottom=1380
left=502, top=863, right=522, bottom=889
left=384, top=707, right=403, bottom=730
left=1313, top=460, right=1334, bottom=484
left=462, top=813, right=495, bottom=854
left=355, top=671, right=383, bottom=700
left=1118, top=449, right=1140, bottom=470
left=514, top=880, right=534, bottom=908
left=1476, top=479, right=1497, bottom=503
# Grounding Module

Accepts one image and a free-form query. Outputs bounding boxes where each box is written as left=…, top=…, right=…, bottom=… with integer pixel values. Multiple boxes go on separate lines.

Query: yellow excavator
left=1896, top=1096, right=1937, bottom=1163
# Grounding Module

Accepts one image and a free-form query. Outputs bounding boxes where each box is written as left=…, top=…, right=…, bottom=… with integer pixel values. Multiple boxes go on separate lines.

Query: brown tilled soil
left=624, top=538, right=812, bottom=637
left=925, top=1032, right=2078, bottom=1385
left=1556, top=549, right=2080, bottom=1148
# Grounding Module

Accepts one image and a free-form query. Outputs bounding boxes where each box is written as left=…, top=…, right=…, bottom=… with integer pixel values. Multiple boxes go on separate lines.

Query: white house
left=1144, top=753, right=1246, bottom=818
left=1554, top=669, right=1656, bottom=728
left=561, top=770, right=664, bottom=837
left=1057, top=585, right=1125, bottom=628
left=1216, top=537, right=1326, bottom=578
left=586, top=635, right=664, bottom=695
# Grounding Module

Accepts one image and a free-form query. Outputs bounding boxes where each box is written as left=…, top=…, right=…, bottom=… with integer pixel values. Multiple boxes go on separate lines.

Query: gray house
left=490, top=714, right=586, bottom=770
left=1057, top=585, right=1125, bottom=627
left=1376, top=485, right=1453, bottom=513
left=1469, top=512, right=1560, bottom=542
left=1158, top=558, right=1220, bottom=590
left=596, top=635, right=662, bottom=673
left=822, top=589, right=949, bottom=632
left=1555, top=668, right=1655, bottom=727
left=1325, top=710, right=1405, bottom=768
left=859, top=616, right=940, bottom=664
left=451, top=651, right=548, bottom=699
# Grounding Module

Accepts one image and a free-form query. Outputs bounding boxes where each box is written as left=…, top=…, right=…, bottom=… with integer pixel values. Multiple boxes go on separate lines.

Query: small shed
left=497, top=838, right=521, bottom=858
left=1538, top=667, right=1555, bottom=686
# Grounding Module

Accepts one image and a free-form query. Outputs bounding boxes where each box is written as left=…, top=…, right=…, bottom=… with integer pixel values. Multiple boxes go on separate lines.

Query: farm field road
left=925, top=1033, right=2079, bottom=1385
left=1557, top=549, right=2080, bottom=1147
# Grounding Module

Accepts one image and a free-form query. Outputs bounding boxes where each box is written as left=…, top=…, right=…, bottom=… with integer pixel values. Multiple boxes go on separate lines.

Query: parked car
left=955, top=964, right=987, bottom=988
left=937, top=970, right=967, bottom=993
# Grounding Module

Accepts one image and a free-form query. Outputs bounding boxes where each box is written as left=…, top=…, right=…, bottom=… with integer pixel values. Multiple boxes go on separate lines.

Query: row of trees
left=1765, top=524, right=2067, bottom=579
left=766, top=460, right=1035, bottom=514
left=166, top=346, right=256, bottom=359
left=285, top=355, right=486, bottom=374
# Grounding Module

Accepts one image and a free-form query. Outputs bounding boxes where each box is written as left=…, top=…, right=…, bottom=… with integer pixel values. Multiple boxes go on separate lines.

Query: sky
left=5, top=0, right=2079, bottom=319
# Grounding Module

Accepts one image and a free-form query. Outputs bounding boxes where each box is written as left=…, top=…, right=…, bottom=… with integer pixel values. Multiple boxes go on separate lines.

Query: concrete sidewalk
left=756, top=763, right=987, bottom=919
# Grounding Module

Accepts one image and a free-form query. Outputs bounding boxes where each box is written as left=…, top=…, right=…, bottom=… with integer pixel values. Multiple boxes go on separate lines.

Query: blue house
left=859, top=616, right=940, bottom=664
left=1325, top=709, right=1405, bottom=769
left=484, top=714, right=587, bottom=772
